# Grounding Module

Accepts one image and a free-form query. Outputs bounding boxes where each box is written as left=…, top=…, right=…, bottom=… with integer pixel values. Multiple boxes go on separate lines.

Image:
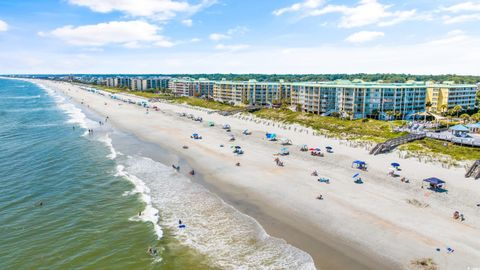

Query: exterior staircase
left=465, top=160, right=480, bottom=179
left=370, top=133, right=426, bottom=155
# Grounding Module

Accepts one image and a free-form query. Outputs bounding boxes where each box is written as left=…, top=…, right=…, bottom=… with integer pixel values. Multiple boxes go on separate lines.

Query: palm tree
left=453, top=105, right=462, bottom=118
left=472, top=113, right=480, bottom=122
left=460, top=113, right=470, bottom=124
left=440, top=104, right=448, bottom=116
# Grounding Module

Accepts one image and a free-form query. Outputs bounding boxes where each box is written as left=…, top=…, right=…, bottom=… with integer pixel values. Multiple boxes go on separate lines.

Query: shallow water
left=0, top=78, right=315, bottom=270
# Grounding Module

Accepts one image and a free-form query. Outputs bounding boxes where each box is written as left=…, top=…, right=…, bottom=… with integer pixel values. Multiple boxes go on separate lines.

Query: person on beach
left=179, top=219, right=182, bottom=225
left=236, top=162, right=240, bottom=166
left=311, top=170, right=318, bottom=176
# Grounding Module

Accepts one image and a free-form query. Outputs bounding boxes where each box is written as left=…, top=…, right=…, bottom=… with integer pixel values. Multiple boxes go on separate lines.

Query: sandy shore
left=32, top=79, right=480, bottom=270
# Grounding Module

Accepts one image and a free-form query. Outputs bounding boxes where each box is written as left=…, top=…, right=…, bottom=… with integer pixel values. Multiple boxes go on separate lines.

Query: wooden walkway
left=370, top=133, right=426, bottom=155
left=465, top=160, right=480, bottom=179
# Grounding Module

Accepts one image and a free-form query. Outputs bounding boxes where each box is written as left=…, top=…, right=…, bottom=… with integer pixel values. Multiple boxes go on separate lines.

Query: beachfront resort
left=24, top=75, right=479, bottom=121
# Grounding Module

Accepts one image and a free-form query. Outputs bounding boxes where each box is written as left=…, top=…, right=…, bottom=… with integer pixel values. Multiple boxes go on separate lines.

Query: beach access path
left=36, top=80, right=480, bottom=270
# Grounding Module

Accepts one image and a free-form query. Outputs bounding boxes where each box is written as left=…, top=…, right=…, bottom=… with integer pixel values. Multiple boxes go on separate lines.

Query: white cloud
left=181, top=19, right=193, bottom=27
left=0, top=20, right=8, bottom=32
left=273, top=0, right=324, bottom=16
left=426, top=30, right=470, bottom=46
left=43, top=20, right=174, bottom=47
left=440, top=1, right=480, bottom=13
left=346, top=31, right=384, bottom=43
left=68, top=0, right=216, bottom=21
left=274, top=0, right=418, bottom=28
left=215, top=44, right=250, bottom=51
left=442, top=13, right=480, bottom=24
left=4, top=32, right=480, bottom=74
left=209, top=26, right=248, bottom=41
left=209, top=33, right=230, bottom=41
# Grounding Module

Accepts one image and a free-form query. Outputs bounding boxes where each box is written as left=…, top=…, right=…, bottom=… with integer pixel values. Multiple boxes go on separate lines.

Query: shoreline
left=25, top=79, right=480, bottom=270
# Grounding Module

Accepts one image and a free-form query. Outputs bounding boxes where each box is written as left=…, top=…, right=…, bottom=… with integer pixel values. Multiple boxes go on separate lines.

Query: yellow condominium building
left=426, top=81, right=478, bottom=113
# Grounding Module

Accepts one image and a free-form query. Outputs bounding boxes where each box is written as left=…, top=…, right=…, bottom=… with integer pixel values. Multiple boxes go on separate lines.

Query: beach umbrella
left=391, top=162, right=400, bottom=168
left=309, top=148, right=315, bottom=151
left=353, top=173, right=360, bottom=179
left=326, top=146, right=333, bottom=149
left=315, top=148, right=321, bottom=151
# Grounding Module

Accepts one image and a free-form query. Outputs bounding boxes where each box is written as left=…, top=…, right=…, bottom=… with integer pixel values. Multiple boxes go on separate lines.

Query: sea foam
left=123, top=155, right=316, bottom=270
left=115, top=164, right=163, bottom=240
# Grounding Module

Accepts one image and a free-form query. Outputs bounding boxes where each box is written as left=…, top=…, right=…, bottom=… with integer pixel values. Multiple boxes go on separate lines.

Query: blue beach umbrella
left=391, top=162, right=400, bottom=168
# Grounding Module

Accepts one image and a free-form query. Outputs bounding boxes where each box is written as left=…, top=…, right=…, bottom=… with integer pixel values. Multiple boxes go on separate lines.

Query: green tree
left=460, top=113, right=470, bottom=123
left=471, top=113, right=480, bottom=122
left=452, top=105, right=463, bottom=118
left=440, top=104, right=448, bottom=116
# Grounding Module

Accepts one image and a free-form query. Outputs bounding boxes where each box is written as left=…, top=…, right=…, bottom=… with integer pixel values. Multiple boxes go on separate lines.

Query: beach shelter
left=280, top=138, right=292, bottom=145
left=280, top=147, right=289, bottom=155
left=391, top=162, right=400, bottom=168
left=423, top=177, right=446, bottom=192
left=466, top=122, right=480, bottom=133
left=352, top=160, right=367, bottom=170
left=223, top=124, right=231, bottom=129
left=208, top=121, right=215, bottom=126
left=300, top=144, right=308, bottom=151
left=449, top=124, right=469, bottom=137
left=266, top=133, right=277, bottom=141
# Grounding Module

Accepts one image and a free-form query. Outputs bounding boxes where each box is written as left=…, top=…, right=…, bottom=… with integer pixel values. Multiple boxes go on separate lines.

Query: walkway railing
left=370, top=133, right=426, bottom=155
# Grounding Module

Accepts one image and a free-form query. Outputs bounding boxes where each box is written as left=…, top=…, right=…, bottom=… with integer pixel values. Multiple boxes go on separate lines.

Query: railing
left=370, top=133, right=426, bottom=155
left=465, top=160, right=480, bottom=179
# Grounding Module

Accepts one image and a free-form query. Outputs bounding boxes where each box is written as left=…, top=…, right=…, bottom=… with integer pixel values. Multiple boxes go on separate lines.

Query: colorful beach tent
left=353, top=160, right=366, bottom=165
left=266, top=133, right=277, bottom=140
left=423, top=177, right=445, bottom=185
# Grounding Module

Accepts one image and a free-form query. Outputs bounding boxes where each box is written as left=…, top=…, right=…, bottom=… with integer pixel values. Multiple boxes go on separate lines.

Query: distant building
left=426, top=81, right=478, bottom=113
left=168, top=77, right=195, bottom=96
left=290, top=81, right=427, bottom=119
left=212, top=79, right=290, bottom=106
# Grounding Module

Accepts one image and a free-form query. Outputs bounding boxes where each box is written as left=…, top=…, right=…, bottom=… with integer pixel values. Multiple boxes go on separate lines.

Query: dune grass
left=171, top=97, right=240, bottom=111
left=400, top=138, right=480, bottom=161
left=253, top=108, right=406, bottom=142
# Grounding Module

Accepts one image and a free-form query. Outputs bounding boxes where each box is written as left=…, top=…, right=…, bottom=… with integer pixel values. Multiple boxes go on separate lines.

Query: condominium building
left=213, top=80, right=249, bottom=104
left=168, top=77, right=195, bottom=96
left=291, top=81, right=427, bottom=119
left=212, top=79, right=291, bottom=106
left=193, top=78, right=215, bottom=98
left=141, top=78, right=170, bottom=90
left=426, top=81, right=478, bottom=113
left=130, top=78, right=143, bottom=91
left=105, top=77, right=131, bottom=89
left=168, top=78, right=214, bottom=97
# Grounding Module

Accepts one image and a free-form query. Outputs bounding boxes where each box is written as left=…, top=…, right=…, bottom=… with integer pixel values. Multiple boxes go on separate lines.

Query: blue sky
left=1, top=0, right=480, bottom=74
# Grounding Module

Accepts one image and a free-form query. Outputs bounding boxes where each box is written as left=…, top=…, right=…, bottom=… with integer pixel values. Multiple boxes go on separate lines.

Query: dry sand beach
left=32, top=79, right=480, bottom=269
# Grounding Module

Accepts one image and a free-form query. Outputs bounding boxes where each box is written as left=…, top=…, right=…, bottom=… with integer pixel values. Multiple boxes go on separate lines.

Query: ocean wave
left=98, top=134, right=118, bottom=160
left=35, top=83, right=90, bottom=130
left=114, top=164, right=163, bottom=240
left=123, top=156, right=316, bottom=270
left=2, top=95, right=41, bottom=99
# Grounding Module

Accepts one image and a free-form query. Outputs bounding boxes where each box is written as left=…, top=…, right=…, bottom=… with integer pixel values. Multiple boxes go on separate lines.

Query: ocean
left=0, top=78, right=315, bottom=269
